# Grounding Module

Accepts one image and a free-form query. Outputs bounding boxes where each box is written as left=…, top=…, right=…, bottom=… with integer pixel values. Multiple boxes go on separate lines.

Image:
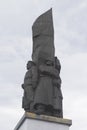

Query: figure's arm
left=21, top=84, right=24, bottom=89
left=56, top=58, right=61, bottom=73
left=32, top=66, right=38, bottom=89
left=53, top=77, right=62, bottom=88
left=21, top=71, right=29, bottom=89
left=39, top=65, right=59, bottom=78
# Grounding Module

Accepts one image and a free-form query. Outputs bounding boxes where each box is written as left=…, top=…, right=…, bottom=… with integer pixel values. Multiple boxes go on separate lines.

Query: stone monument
left=14, top=8, right=72, bottom=130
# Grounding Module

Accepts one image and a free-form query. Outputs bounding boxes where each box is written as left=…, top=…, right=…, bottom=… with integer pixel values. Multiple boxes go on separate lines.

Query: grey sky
left=0, top=0, right=87, bottom=130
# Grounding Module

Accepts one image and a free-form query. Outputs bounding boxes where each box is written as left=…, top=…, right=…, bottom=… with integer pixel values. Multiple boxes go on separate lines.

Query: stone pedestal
left=14, top=112, right=72, bottom=130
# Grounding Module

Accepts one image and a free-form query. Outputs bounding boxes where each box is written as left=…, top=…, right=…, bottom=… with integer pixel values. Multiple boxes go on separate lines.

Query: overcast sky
left=0, top=0, right=87, bottom=130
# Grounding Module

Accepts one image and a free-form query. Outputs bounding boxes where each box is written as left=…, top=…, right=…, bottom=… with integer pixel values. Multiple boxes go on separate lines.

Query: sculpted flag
left=32, top=8, right=55, bottom=63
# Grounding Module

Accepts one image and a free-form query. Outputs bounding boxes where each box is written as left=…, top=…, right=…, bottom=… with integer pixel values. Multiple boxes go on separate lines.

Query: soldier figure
left=53, top=57, right=63, bottom=117
left=33, top=58, right=59, bottom=115
left=22, top=61, right=38, bottom=112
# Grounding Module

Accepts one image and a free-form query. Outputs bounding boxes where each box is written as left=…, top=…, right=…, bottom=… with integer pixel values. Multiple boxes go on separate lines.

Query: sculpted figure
left=53, top=57, right=63, bottom=117
left=33, top=58, right=59, bottom=115
left=22, top=61, right=38, bottom=112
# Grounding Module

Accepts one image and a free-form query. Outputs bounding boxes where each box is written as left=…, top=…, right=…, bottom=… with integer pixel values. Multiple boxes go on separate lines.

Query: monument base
left=14, top=112, right=72, bottom=130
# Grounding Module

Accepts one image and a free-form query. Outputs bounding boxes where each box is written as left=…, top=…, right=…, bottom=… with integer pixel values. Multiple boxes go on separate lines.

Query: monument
left=14, top=8, right=72, bottom=130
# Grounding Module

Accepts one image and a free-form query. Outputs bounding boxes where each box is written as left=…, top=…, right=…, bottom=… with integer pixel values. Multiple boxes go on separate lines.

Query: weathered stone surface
left=22, top=9, right=63, bottom=118
left=32, top=8, right=55, bottom=64
left=14, top=112, right=72, bottom=130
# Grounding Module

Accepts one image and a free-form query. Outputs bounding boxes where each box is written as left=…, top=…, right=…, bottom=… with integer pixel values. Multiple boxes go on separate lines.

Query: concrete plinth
left=14, top=112, right=72, bottom=130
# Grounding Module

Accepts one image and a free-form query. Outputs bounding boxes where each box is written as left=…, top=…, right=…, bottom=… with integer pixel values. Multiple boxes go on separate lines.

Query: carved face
left=27, top=61, right=33, bottom=69
left=46, top=60, right=54, bottom=66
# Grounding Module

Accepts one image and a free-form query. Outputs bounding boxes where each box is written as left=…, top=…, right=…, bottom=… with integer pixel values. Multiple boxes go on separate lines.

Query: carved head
left=46, top=60, right=54, bottom=66
left=54, top=56, right=61, bottom=70
left=27, top=61, right=35, bottom=70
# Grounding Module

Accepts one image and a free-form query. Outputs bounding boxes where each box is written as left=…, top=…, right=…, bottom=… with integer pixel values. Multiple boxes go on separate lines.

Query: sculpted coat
left=22, top=61, right=38, bottom=111
left=53, top=57, right=63, bottom=117
left=33, top=60, right=59, bottom=113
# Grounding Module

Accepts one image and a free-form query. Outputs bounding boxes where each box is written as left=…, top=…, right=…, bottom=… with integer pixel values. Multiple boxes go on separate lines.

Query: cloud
left=53, top=0, right=87, bottom=54
left=0, top=0, right=87, bottom=130
left=0, top=106, right=23, bottom=130
left=61, top=52, right=87, bottom=130
left=0, top=0, right=53, bottom=37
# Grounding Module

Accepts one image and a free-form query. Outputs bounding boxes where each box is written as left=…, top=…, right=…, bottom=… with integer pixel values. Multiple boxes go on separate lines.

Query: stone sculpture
left=22, top=61, right=38, bottom=111
left=22, top=8, right=63, bottom=118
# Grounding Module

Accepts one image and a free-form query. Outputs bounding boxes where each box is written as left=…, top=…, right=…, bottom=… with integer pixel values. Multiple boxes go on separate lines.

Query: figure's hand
left=32, top=82, right=37, bottom=89
left=53, top=78, right=61, bottom=87
left=39, top=65, right=45, bottom=72
left=21, top=84, right=24, bottom=89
